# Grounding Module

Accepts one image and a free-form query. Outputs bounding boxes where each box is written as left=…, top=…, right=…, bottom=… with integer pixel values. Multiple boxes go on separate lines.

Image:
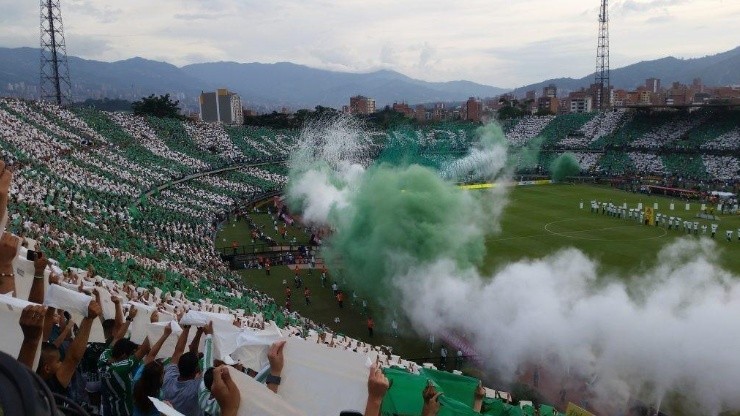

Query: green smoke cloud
left=324, top=163, right=486, bottom=302
left=286, top=116, right=513, bottom=303
left=515, top=136, right=543, bottom=171
left=549, top=153, right=581, bottom=182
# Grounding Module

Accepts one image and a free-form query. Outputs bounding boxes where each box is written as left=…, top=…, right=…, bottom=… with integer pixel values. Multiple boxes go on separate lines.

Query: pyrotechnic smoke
left=322, top=163, right=487, bottom=300
left=440, top=123, right=508, bottom=182
left=286, top=117, right=740, bottom=414
left=396, top=239, right=740, bottom=414
left=288, top=115, right=504, bottom=300
left=550, top=153, right=581, bottom=181
left=285, top=115, right=371, bottom=224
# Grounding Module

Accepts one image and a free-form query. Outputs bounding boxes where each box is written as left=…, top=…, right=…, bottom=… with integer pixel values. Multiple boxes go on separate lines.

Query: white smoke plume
left=286, top=118, right=740, bottom=414
left=286, top=115, right=371, bottom=224
left=395, top=238, right=740, bottom=414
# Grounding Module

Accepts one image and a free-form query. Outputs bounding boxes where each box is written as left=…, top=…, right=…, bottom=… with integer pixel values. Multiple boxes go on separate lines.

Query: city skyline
left=0, top=0, right=738, bottom=88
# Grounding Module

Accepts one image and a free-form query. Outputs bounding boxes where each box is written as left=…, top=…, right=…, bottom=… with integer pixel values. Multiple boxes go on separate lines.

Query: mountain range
left=0, top=45, right=738, bottom=111
left=514, top=46, right=740, bottom=97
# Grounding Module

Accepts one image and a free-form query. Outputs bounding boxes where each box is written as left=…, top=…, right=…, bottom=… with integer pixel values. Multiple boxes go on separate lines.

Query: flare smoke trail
left=288, top=116, right=505, bottom=300
left=550, top=153, right=581, bottom=182
left=286, top=116, right=371, bottom=224
left=286, top=116, right=740, bottom=414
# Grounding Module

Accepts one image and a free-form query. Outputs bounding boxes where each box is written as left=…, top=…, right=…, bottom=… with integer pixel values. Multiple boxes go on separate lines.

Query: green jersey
left=98, top=348, right=141, bottom=416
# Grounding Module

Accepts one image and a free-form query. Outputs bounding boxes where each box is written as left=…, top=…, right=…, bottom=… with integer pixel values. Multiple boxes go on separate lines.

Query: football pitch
left=222, top=184, right=740, bottom=363
left=483, top=184, right=740, bottom=276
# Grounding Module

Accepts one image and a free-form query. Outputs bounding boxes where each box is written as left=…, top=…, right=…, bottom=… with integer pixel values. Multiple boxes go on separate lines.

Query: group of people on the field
left=589, top=200, right=740, bottom=241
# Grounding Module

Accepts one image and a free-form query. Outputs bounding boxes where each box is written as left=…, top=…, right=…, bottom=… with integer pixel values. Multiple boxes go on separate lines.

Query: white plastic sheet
left=13, top=263, right=47, bottom=302
left=149, top=396, right=185, bottom=416
left=94, top=287, right=116, bottom=320
left=0, top=294, right=40, bottom=368
left=223, top=327, right=282, bottom=372
left=129, top=301, right=156, bottom=344
left=44, top=284, right=92, bottom=318
left=144, top=321, right=184, bottom=359
left=180, top=310, right=233, bottom=327
left=228, top=366, right=305, bottom=416
left=276, top=337, right=369, bottom=416
left=12, top=255, right=37, bottom=299
left=210, top=319, right=243, bottom=363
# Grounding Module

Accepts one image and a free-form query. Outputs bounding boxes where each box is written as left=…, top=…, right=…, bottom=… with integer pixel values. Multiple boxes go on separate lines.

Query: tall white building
left=199, top=89, right=243, bottom=125
left=570, top=96, right=593, bottom=113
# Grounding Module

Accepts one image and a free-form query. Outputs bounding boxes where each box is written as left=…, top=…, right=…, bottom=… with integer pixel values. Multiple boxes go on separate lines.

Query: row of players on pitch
left=589, top=201, right=740, bottom=241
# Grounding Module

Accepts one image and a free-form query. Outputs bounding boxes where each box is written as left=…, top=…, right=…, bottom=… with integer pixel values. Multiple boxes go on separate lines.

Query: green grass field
left=484, top=184, right=740, bottom=276
left=218, top=184, right=740, bottom=365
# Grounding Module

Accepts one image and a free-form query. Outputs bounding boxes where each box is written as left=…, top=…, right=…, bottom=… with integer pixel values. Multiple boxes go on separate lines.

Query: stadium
left=0, top=95, right=738, bottom=416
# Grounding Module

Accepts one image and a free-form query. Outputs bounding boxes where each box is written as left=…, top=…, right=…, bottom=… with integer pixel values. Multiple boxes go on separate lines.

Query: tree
left=131, top=94, right=183, bottom=119
left=74, top=98, right=132, bottom=112
left=366, top=107, right=411, bottom=130
left=497, top=105, right=524, bottom=120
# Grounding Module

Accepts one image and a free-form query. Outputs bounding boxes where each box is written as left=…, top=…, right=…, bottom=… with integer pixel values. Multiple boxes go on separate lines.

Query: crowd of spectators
left=702, top=155, right=740, bottom=181
left=504, top=116, right=554, bottom=146
left=107, top=112, right=212, bottom=172
left=0, top=97, right=737, bottom=415
left=701, top=128, right=740, bottom=150
left=496, top=109, right=738, bottom=180
left=0, top=98, right=541, bottom=416
left=183, top=121, right=243, bottom=162
left=0, top=164, right=519, bottom=415
left=627, top=152, right=665, bottom=176
left=575, top=109, right=628, bottom=146
left=630, top=112, right=706, bottom=150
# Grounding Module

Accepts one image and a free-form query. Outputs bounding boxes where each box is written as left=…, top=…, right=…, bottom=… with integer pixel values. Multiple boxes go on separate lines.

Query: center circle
left=544, top=217, right=668, bottom=241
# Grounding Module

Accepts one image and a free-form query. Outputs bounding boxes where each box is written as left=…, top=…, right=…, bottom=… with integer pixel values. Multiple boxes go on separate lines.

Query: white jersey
left=711, top=224, right=719, bottom=232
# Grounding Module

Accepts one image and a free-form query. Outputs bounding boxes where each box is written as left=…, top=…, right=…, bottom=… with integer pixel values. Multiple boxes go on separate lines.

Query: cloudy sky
left=1, top=0, right=738, bottom=87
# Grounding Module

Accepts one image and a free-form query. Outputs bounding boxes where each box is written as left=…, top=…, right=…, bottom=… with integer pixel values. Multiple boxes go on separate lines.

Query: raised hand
left=127, top=306, right=138, bottom=321
left=163, top=322, right=173, bottom=337
left=211, top=366, right=240, bottom=416
left=0, top=232, right=20, bottom=266
left=87, top=300, right=102, bottom=320
left=19, top=304, right=46, bottom=341
left=267, top=340, right=286, bottom=375
left=421, top=391, right=442, bottom=416
left=367, top=363, right=390, bottom=401
left=0, top=161, right=12, bottom=220
left=33, top=247, right=48, bottom=277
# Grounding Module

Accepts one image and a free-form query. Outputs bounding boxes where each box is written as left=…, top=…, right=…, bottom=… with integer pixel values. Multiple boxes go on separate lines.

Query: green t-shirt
left=98, top=348, right=141, bottom=416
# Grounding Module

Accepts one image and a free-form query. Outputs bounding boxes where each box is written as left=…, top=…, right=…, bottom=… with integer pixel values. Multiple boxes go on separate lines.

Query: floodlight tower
left=40, top=0, right=72, bottom=105
left=595, top=0, right=610, bottom=111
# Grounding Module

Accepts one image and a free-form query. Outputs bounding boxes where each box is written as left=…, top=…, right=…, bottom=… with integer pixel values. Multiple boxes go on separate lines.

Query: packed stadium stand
left=0, top=97, right=738, bottom=415
left=504, top=115, right=554, bottom=146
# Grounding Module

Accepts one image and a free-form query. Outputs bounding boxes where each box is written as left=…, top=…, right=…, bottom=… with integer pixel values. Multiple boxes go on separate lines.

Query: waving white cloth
left=44, top=284, right=91, bottom=317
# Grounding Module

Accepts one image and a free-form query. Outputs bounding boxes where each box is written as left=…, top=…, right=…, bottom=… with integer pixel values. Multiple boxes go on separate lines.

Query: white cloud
left=0, top=0, right=737, bottom=87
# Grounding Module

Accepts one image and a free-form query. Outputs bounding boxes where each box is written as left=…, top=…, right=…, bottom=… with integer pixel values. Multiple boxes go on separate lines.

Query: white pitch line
left=543, top=218, right=668, bottom=241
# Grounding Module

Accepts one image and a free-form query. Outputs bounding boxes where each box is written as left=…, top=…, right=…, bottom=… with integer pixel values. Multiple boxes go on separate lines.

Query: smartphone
left=26, top=250, right=38, bottom=261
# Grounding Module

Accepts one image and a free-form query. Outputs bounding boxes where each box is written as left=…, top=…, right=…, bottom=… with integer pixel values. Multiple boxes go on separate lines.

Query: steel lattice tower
left=40, top=0, right=72, bottom=105
left=595, top=0, right=610, bottom=111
